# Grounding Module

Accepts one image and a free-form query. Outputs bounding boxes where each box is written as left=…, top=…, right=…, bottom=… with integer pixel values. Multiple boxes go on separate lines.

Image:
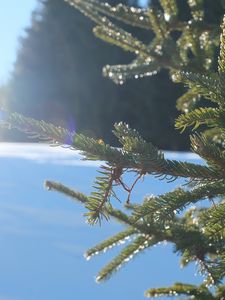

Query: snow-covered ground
left=0, top=142, right=199, bottom=165
left=0, top=143, right=202, bottom=300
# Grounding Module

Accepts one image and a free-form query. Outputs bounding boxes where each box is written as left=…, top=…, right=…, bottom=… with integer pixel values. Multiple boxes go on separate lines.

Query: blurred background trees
left=1, top=0, right=222, bottom=150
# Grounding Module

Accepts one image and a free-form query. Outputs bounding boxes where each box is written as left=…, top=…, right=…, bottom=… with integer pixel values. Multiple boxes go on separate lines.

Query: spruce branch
left=0, top=110, right=74, bottom=144
left=145, top=283, right=213, bottom=299
left=169, top=223, right=223, bottom=286
left=44, top=181, right=146, bottom=231
left=106, top=207, right=150, bottom=233
left=147, top=7, right=168, bottom=39
left=93, top=25, right=150, bottom=58
left=203, top=127, right=225, bottom=145
left=45, top=180, right=88, bottom=204
left=187, top=0, right=204, bottom=22
left=65, top=1, right=150, bottom=59
left=173, top=71, right=223, bottom=104
left=207, top=253, right=225, bottom=286
left=84, top=227, right=138, bottom=260
left=216, top=284, right=225, bottom=299
left=114, top=123, right=222, bottom=181
left=218, top=15, right=225, bottom=75
left=66, top=0, right=152, bottom=59
left=66, top=0, right=151, bottom=29
left=64, top=0, right=108, bottom=26
left=175, top=107, right=225, bottom=132
left=102, top=35, right=181, bottom=84
left=176, top=89, right=200, bottom=113
left=190, top=133, right=225, bottom=171
left=159, top=0, right=178, bottom=22
left=184, top=27, right=202, bottom=59
left=198, top=256, right=225, bottom=286
left=103, top=57, right=160, bottom=84
left=84, top=165, right=119, bottom=225
left=201, top=202, right=225, bottom=240
left=176, top=29, right=199, bottom=66
left=133, top=181, right=225, bottom=224
left=199, top=30, right=216, bottom=71
left=1, top=111, right=223, bottom=182
left=95, top=234, right=158, bottom=282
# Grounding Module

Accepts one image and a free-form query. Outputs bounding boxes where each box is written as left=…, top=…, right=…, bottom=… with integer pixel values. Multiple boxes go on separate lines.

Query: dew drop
left=164, top=13, right=171, bottom=21
left=84, top=253, right=92, bottom=261
left=45, top=185, right=51, bottom=191
left=95, top=276, right=101, bottom=283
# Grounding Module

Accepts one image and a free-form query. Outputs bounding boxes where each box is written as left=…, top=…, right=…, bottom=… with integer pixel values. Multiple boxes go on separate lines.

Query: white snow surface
left=0, top=142, right=200, bottom=166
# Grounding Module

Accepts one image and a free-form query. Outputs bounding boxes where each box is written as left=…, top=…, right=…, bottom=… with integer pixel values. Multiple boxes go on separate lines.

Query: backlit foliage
left=1, top=0, right=225, bottom=298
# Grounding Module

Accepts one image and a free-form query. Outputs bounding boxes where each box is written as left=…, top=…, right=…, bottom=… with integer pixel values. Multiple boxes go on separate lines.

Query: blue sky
left=0, top=0, right=37, bottom=83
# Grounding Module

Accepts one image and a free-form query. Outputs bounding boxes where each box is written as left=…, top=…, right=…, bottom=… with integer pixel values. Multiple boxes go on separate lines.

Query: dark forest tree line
left=1, top=0, right=223, bottom=149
